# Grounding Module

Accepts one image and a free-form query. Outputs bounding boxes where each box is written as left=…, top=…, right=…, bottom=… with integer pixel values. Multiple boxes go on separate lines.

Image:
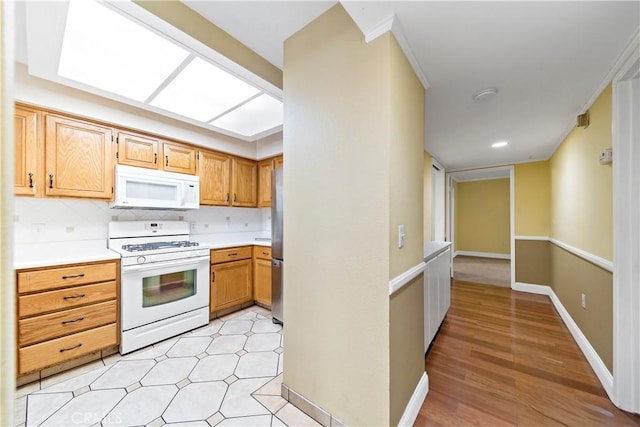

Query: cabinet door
left=15, top=107, right=40, bottom=196
left=198, top=150, right=231, bottom=206
left=211, top=259, right=252, bottom=312
left=257, top=158, right=274, bottom=207
left=438, top=251, right=451, bottom=319
left=231, top=157, right=257, bottom=207
left=163, top=142, right=196, bottom=175
left=427, top=259, right=439, bottom=344
left=274, top=155, right=284, bottom=169
left=253, top=258, right=272, bottom=307
left=117, top=131, right=160, bottom=169
left=45, top=115, right=114, bottom=199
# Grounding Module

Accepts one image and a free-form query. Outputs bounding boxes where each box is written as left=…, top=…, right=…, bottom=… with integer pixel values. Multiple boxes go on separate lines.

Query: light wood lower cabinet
left=210, top=247, right=253, bottom=313
left=16, top=260, right=119, bottom=375
left=253, top=247, right=272, bottom=307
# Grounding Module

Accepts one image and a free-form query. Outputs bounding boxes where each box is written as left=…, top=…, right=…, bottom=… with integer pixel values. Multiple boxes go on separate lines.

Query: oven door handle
left=123, top=256, right=210, bottom=272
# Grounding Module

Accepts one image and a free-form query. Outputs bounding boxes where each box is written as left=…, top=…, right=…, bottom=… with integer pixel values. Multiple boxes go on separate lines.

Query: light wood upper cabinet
left=45, top=115, right=114, bottom=199
left=117, top=131, right=159, bottom=169
left=199, top=149, right=231, bottom=206
left=199, top=151, right=257, bottom=207
left=116, top=133, right=196, bottom=175
left=163, top=142, right=197, bottom=175
left=231, top=157, right=257, bottom=207
left=257, top=158, right=273, bottom=207
left=14, top=106, right=40, bottom=197
left=274, top=155, right=284, bottom=169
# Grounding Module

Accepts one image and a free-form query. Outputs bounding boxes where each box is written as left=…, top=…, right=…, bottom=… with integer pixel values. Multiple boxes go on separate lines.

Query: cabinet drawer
left=211, top=246, right=252, bottom=264
left=18, top=323, right=117, bottom=374
left=18, top=262, right=117, bottom=294
left=254, top=246, right=272, bottom=260
left=18, top=281, right=117, bottom=318
left=19, top=300, right=117, bottom=347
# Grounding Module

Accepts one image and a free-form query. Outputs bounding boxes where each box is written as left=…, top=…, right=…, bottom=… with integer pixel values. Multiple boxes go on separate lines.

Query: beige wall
left=514, top=161, right=550, bottom=236
left=423, top=152, right=433, bottom=244
left=389, top=277, right=424, bottom=425
left=550, top=244, right=613, bottom=371
left=134, top=1, right=282, bottom=90
left=388, top=35, right=425, bottom=426
left=550, top=84, right=613, bottom=261
left=453, top=180, right=459, bottom=252
left=515, top=240, right=550, bottom=285
left=456, top=178, right=510, bottom=254
left=283, top=5, right=391, bottom=425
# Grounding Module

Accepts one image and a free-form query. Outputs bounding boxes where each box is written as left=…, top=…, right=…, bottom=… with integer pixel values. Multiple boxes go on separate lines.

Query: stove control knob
left=137, top=256, right=147, bottom=264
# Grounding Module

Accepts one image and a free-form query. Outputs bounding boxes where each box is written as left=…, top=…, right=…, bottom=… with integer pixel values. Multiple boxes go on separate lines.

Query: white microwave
left=110, top=165, right=200, bottom=210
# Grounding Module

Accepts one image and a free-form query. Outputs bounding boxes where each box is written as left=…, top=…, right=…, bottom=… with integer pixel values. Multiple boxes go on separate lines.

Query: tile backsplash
left=14, top=198, right=271, bottom=244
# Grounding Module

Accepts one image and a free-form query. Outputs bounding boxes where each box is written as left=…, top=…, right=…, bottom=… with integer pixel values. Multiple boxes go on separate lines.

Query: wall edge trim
left=514, top=282, right=614, bottom=400
left=514, top=235, right=550, bottom=241
left=389, top=262, right=426, bottom=296
left=398, top=371, right=429, bottom=427
left=548, top=288, right=614, bottom=400
left=549, top=238, right=613, bottom=272
left=456, top=251, right=510, bottom=260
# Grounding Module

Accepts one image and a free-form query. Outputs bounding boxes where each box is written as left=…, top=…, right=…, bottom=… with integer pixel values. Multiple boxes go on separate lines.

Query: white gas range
left=108, top=221, right=210, bottom=354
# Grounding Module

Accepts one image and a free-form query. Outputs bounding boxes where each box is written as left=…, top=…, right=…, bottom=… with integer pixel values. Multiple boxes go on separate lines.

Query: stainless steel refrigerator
left=271, top=167, right=284, bottom=324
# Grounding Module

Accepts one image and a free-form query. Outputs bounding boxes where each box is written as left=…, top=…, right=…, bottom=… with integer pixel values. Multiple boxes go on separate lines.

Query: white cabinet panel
left=424, top=247, right=451, bottom=353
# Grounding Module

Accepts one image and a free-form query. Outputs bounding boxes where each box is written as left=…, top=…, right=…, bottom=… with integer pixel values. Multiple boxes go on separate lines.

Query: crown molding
left=362, top=14, right=431, bottom=91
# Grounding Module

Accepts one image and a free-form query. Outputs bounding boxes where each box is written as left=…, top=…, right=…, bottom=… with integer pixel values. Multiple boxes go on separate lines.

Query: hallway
left=416, top=281, right=640, bottom=426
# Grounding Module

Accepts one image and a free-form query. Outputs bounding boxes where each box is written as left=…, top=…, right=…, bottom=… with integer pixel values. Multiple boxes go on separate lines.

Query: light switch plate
left=398, top=225, right=405, bottom=248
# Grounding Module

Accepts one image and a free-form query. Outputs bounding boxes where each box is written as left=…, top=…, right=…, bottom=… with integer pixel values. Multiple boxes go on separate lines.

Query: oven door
left=121, top=255, right=210, bottom=331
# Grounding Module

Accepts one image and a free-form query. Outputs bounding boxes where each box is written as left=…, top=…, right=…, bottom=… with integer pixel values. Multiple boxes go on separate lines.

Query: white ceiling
left=184, top=1, right=640, bottom=171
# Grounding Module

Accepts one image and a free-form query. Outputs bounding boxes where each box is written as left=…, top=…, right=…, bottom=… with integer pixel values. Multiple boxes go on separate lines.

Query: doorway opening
left=446, top=166, right=514, bottom=288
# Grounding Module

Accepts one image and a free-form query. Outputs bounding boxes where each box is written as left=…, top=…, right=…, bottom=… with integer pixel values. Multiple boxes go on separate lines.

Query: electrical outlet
left=65, top=226, right=75, bottom=233
left=581, top=293, right=586, bottom=309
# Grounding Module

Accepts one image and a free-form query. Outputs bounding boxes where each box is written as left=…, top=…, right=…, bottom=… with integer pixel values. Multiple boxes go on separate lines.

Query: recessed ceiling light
left=492, top=141, right=509, bottom=148
left=473, top=87, right=498, bottom=102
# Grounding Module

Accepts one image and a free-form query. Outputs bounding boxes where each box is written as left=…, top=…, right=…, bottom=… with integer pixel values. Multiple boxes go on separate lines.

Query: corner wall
left=282, top=6, right=391, bottom=425
left=549, top=84, right=614, bottom=372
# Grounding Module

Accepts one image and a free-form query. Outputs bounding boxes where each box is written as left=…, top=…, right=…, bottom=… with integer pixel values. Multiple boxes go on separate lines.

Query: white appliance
left=108, top=221, right=209, bottom=354
left=111, top=165, right=200, bottom=210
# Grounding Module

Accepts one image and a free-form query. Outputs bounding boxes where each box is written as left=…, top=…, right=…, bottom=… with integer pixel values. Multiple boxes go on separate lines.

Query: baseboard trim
left=512, top=282, right=550, bottom=295
left=398, top=372, right=429, bottom=427
left=389, top=262, right=426, bottom=296
left=514, top=282, right=614, bottom=399
left=548, top=288, right=614, bottom=399
left=456, top=251, right=510, bottom=260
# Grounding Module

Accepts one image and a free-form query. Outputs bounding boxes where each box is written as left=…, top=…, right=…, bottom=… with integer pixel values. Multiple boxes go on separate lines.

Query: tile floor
left=16, top=306, right=320, bottom=427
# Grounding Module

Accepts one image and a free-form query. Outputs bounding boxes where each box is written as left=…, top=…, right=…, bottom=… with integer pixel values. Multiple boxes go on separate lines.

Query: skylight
left=210, top=94, right=283, bottom=137
left=59, top=0, right=190, bottom=102
left=50, top=0, right=283, bottom=140
left=150, top=57, right=261, bottom=122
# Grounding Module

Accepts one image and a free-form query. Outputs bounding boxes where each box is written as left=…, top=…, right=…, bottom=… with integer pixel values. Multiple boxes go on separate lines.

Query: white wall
left=14, top=198, right=267, bottom=244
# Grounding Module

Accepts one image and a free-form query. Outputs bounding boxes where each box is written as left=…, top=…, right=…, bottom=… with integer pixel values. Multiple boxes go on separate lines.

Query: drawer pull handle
left=63, top=293, right=86, bottom=300
left=49, top=174, right=54, bottom=189
left=212, top=271, right=215, bottom=282
left=59, top=343, right=82, bottom=352
left=234, top=193, right=237, bottom=202
left=62, top=317, right=85, bottom=325
left=62, top=273, right=85, bottom=279
left=226, top=193, right=230, bottom=203
left=228, top=253, right=237, bottom=257
left=165, top=155, right=169, bottom=167
left=154, top=153, right=157, bottom=164
left=263, top=251, right=268, bottom=256
left=28, top=172, right=34, bottom=188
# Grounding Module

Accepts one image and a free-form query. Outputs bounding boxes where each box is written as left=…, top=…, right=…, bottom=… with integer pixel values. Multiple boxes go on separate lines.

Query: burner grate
left=121, top=241, right=199, bottom=252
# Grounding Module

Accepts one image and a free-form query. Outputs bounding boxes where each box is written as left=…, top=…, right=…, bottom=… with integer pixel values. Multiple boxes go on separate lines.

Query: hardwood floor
left=415, top=280, right=640, bottom=426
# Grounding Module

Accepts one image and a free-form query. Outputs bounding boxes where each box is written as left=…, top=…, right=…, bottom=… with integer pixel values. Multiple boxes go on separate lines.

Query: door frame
left=612, top=50, right=640, bottom=412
